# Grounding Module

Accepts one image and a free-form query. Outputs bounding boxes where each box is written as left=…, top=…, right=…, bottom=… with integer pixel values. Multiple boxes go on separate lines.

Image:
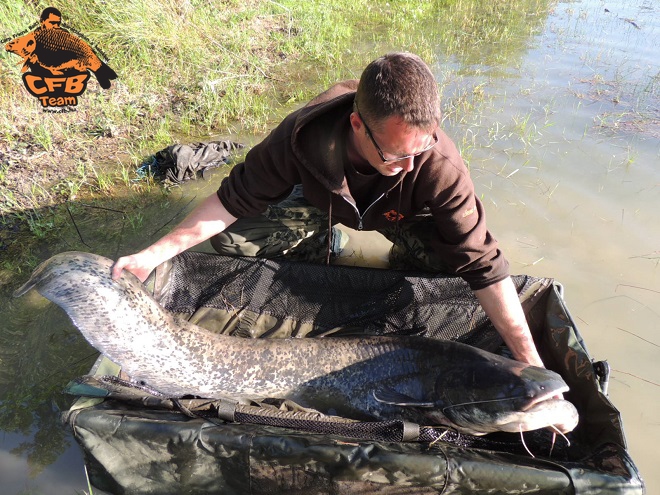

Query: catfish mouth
left=518, top=390, right=579, bottom=434
left=434, top=380, right=575, bottom=436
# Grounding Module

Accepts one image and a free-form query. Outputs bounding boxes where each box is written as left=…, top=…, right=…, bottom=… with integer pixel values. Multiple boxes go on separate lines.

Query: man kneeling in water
left=112, top=52, right=547, bottom=370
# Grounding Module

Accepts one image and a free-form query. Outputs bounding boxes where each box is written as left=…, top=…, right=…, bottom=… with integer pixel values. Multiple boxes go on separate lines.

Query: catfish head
left=375, top=352, right=578, bottom=436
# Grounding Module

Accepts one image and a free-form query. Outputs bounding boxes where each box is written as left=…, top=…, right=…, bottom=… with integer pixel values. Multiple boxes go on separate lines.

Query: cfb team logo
left=3, top=7, right=117, bottom=112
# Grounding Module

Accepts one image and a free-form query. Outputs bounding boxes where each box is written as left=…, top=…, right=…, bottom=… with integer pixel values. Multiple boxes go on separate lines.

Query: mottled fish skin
left=14, top=252, right=578, bottom=435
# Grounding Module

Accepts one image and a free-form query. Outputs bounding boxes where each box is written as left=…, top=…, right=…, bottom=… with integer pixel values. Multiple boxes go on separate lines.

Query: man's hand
left=474, top=277, right=545, bottom=367
left=111, top=253, right=157, bottom=283
left=474, top=277, right=564, bottom=399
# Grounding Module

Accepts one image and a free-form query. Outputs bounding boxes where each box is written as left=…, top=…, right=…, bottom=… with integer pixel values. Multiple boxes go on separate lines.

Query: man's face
left=351, top=112, right=438, bottom=177
left=41, top=14, right=62, bottom=29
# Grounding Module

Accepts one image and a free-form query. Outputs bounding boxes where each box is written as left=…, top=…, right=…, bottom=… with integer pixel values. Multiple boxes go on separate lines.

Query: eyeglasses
left=355, top=101, right=439, bottom=163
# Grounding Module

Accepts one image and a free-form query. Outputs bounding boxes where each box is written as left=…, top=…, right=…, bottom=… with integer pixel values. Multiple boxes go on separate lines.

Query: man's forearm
left=142, top=193, right=236, bottom=262
left=473, top=277, right=545, bottom=367
left=112, top=193, right=237, bottom=281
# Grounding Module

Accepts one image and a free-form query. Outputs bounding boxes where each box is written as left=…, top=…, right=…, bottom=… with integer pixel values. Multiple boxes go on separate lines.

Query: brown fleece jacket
left=217, top=80, right=509, bottom=289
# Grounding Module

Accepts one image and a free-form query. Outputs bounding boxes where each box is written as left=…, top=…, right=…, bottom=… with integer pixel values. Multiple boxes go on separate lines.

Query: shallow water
left=347, top=2, right=659, bottom=490
left=467, top=4, right=659, bottom=490
left=1, top=0, right=658, bottom=493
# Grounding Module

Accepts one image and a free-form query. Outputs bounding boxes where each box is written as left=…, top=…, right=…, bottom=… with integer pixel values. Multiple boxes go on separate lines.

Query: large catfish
left=15, top=252, right=578, bottom=436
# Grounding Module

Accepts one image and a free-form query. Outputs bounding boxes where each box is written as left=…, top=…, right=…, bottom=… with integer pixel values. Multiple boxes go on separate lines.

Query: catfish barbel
left=14, top=252, right=578, bottom=436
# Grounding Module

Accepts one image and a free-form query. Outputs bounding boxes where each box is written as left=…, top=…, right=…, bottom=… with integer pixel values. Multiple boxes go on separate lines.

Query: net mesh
left=157, top=251, right=543, bottom=350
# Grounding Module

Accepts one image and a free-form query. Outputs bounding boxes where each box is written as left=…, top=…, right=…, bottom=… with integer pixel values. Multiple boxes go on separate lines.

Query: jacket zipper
left=342, top=193, right=385, bottom=230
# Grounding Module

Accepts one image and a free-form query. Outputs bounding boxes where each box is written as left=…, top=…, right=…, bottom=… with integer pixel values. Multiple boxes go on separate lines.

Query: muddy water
left=307, top=1, right=659, bottom=489
left=1, top=0, right=658, bottom=493
left=345, top=2, right=659, bottom=490
left=469, top=3, right=659, bottom=490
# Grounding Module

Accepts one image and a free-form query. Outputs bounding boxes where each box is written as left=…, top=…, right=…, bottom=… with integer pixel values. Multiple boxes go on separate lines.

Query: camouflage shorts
left=211, top=185, right=449, bottom=272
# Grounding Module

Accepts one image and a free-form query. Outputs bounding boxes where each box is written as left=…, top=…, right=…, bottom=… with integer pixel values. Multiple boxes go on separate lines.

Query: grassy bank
left=0, top=0, right=553, bottom=286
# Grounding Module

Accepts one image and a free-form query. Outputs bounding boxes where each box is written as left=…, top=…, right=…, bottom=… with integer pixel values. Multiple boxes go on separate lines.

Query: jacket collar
left=290, top=80, right=405, bottom=199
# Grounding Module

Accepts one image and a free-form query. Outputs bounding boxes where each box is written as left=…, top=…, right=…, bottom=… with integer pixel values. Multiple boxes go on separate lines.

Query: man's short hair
left=40, top=7, right=62, bottom=22
left=355, top=52, right=441, bottom=131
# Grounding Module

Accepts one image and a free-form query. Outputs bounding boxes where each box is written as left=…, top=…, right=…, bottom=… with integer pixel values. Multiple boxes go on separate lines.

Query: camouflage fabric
left=211, top=186, right=341, bottom=263
left=212, top=185, right=448, bottom=271
left=380, top=211, right=449, bottom=272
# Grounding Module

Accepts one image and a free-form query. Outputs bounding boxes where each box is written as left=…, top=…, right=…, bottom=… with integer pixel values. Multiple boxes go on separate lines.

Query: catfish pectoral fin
left=373, top=389, right=434, bottom=407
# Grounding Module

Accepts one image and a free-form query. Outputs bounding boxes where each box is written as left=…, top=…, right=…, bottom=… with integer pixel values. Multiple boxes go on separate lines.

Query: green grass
left=0, top=0, right=556, bottom=158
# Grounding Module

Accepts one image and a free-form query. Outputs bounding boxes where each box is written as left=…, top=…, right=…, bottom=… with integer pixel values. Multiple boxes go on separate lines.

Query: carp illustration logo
left=4, top=7, right=117, bottom=111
